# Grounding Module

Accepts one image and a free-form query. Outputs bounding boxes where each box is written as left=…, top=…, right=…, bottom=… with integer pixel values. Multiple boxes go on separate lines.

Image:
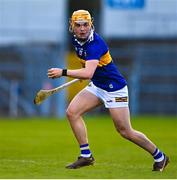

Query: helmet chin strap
left=74, top=29, right=93, bottom=44
left=77, top=37, right=88, bottom=42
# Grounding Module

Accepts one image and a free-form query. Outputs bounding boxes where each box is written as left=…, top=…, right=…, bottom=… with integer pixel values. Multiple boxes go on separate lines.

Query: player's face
left=73, top=21, right=91, bottom=41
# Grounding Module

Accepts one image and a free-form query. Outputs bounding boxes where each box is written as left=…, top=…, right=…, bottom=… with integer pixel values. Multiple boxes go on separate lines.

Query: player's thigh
left=109, top=107, right=132, bottom=131
left=67, top=89, right=102, bottom=115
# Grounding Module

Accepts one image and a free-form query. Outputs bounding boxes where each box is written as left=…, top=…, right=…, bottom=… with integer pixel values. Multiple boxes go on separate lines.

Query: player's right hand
left=47, top=68, right=62, bottom=79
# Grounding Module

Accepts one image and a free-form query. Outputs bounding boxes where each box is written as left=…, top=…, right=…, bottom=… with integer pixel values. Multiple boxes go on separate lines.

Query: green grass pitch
left=0, top=115, right=176, bottom=179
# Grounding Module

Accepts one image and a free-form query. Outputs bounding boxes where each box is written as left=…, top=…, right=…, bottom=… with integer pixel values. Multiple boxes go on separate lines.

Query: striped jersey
left=72, top=31, right=127, bottom=92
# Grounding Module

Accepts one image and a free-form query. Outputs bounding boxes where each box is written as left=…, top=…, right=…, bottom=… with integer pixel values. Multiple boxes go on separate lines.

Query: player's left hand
left=47, top=68, right=62, bottom=79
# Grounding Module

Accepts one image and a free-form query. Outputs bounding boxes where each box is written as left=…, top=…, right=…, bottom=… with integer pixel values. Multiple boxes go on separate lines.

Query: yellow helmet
left=69, top=10, right=93, bottom=32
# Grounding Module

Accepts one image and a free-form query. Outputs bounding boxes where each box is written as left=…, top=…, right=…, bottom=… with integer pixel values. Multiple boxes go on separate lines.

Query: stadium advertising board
left=102, top=0, right=177, bottom=38
left=0, top=0, right=67, bottom=45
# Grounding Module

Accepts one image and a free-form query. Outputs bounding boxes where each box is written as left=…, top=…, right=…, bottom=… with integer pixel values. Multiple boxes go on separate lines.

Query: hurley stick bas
left=34, top=78, right=80, bottom=105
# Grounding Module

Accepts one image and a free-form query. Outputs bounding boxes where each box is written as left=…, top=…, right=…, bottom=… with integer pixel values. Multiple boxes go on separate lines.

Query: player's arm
left=48, top=60, right=99, bottom=80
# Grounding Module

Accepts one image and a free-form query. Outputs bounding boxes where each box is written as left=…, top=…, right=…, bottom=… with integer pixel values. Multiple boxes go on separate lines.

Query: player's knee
left=66, top=106, right=79, bottom=120
left=119, top=130, right=129, bottom=139
left=118, top=127, right=133, bottom=140
left=66, top=107, right=74, bottom=119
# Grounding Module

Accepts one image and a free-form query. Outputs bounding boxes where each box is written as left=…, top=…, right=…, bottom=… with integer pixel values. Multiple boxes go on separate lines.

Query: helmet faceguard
left=69, top=10, right=94, bottom=33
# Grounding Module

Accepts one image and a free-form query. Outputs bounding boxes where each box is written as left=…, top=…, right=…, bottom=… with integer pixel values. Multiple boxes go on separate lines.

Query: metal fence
left=110, top=42, right=177, bottom=115
left=0, top=44, right=66, bottom=117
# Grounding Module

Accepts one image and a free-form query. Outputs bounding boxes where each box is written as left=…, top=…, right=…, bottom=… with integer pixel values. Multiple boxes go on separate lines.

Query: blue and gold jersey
left=72, top=31, right=127, bottom=92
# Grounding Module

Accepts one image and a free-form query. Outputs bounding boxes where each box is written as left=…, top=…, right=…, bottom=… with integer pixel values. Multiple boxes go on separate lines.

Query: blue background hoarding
left=106, top=0, right=145, bottom=9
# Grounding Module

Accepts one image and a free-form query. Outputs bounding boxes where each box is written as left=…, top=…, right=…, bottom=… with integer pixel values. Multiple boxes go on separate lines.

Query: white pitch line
left=0, top=159, right=37, bottom=164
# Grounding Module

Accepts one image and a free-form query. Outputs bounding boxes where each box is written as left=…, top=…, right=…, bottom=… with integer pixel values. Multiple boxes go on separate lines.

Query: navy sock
left=80, top=143, right=91, bottom=158
left=152, top=148, right=164, bottom=162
